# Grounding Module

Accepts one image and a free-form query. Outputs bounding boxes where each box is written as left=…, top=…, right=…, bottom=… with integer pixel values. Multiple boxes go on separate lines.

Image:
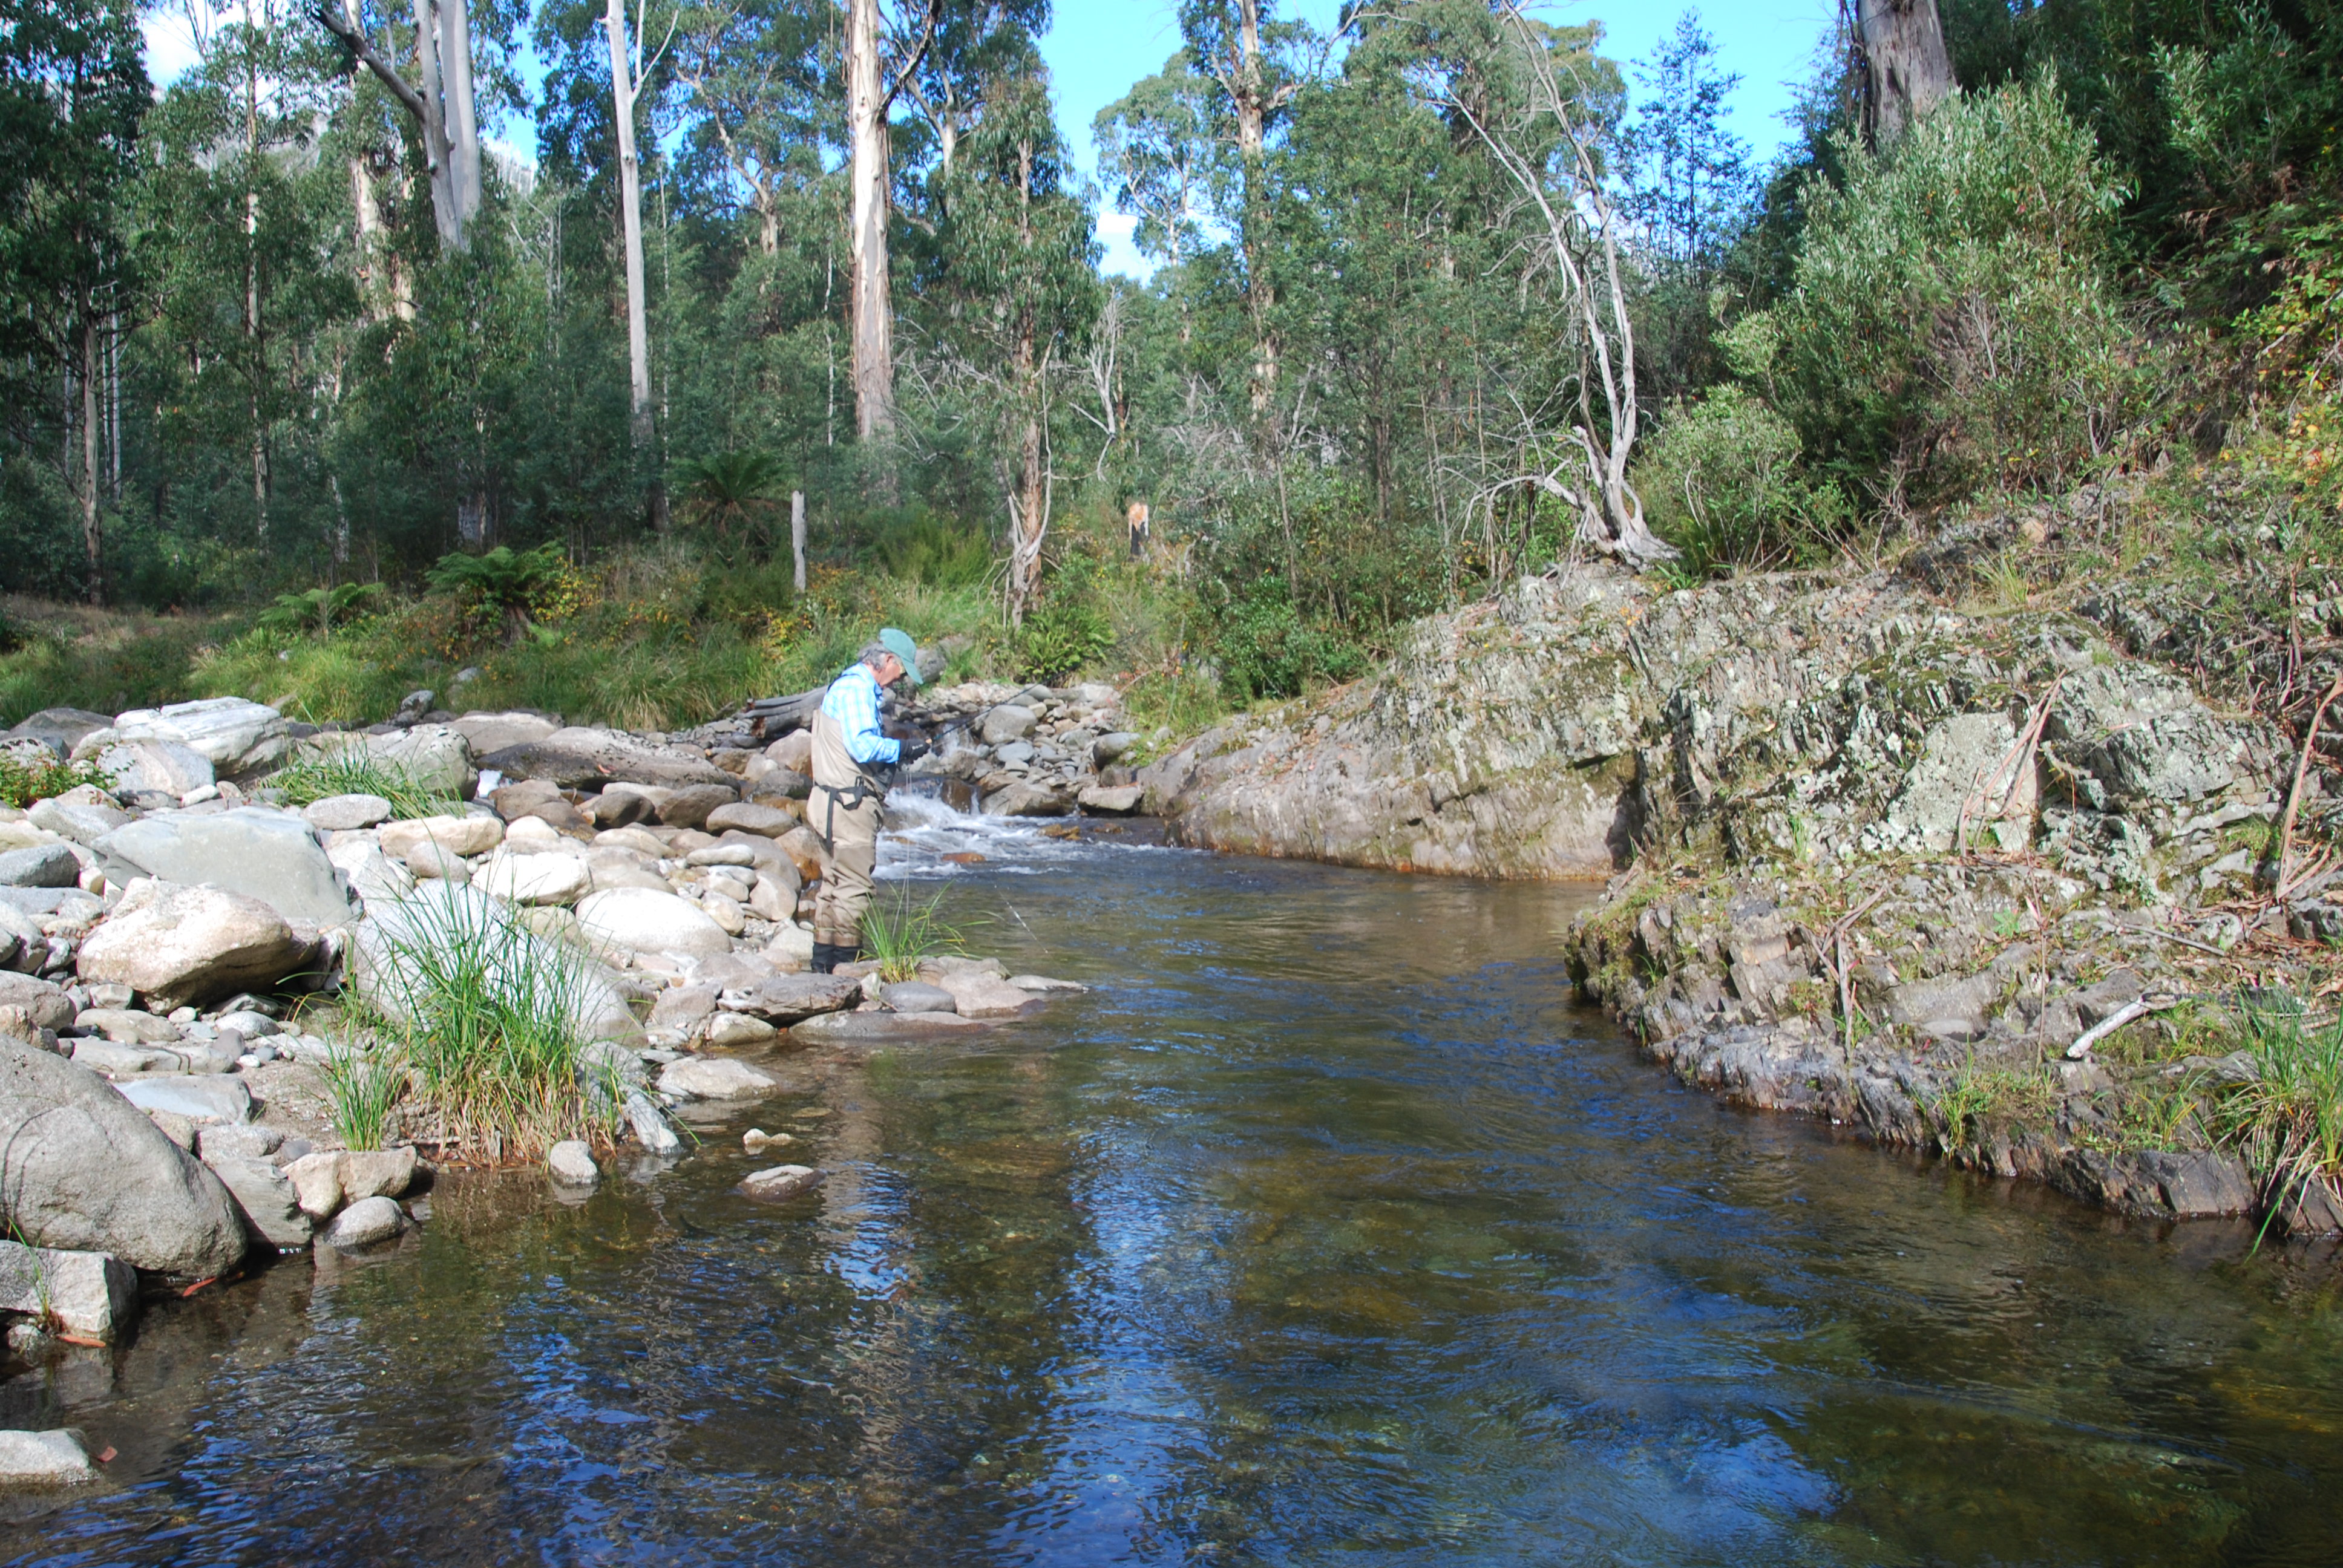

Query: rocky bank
left=1139, top=565, right=2343, bottom=1235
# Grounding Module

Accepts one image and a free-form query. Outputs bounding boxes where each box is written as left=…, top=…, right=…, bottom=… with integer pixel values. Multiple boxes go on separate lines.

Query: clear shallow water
left=5, top=811, right=2342, bottom=1566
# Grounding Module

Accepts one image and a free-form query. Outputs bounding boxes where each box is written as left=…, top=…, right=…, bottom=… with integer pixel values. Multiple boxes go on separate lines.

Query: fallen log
left=739, top=687, right=826, bottom=740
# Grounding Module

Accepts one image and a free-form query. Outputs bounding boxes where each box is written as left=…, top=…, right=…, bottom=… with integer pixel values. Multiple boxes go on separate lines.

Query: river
left=4, top=809, right=2341, bottom=1565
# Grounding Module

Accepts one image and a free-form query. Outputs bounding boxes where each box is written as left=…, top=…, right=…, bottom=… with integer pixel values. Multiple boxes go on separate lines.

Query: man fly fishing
left=807, top=628, right=930, bottom=974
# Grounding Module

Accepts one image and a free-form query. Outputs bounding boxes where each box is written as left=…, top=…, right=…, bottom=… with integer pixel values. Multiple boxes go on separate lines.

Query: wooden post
left=791, top=490, right=807, bottom=594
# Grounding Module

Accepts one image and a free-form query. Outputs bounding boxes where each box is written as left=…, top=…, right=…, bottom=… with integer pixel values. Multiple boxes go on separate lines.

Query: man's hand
left=896, top=737, right=932, bottom=766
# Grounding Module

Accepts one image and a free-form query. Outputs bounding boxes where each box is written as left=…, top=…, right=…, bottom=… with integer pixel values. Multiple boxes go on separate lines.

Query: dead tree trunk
left=1856, top=0, right=1956, bottom=147
left=1454, top=6, right=1677, bottom=569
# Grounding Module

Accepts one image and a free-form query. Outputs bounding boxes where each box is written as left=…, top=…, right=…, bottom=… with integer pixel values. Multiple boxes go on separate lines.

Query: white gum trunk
left=605, top=0, right=655, bottom=453
left=845, top=0, right=896, bottom=441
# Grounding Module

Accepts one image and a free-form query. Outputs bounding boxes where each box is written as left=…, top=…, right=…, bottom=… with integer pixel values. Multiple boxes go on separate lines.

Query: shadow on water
left=5, top=816, right=2343, bottom=1566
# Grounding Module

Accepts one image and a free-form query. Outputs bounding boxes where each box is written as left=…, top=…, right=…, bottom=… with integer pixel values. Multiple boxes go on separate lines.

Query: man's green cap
left=879, top=627, right=923, bottom=685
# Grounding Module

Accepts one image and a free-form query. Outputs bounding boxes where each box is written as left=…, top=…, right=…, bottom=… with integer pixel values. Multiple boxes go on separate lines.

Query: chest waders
left=807, top=708, right=888, bottom=969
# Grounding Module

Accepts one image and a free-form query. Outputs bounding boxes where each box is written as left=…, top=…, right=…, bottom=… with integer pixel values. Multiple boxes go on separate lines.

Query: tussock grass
left=358, top=890, right=624, bottom=1165
left=2203, top=991, right=2343, bottom=1219
left=266, top=748, right=460, bottom=820
left=862, top=887, right=969, bottom=983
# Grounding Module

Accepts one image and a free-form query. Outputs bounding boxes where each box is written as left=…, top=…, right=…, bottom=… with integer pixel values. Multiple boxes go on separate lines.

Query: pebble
left=741, top=1128, right=795, bottom=1149
left=546, top=1140, right=599, bottom=1187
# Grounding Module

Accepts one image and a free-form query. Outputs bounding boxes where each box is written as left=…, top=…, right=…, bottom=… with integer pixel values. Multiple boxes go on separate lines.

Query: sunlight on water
left=5, top=803, right=2342, bottom=1566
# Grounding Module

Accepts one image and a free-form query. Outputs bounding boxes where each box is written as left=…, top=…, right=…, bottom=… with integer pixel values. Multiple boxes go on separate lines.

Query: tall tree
left=315, top=0, right=485, bottom=252
left=0, top=0, right=147, bottom=599
left=1443, top=1, right=1674, bottom=566
left=842, top=0, right=939, bottom=443
left=1625, top=11, right=1751, bottom=269
left=923, top=55, right=1098, bottom=619
left=1856, top=0, right=1955, bottom=147
left=603, top=0, right=658, bottom=474
left=1093, top=51, right=1213, bottom=268
left=1178, top=0, right=1303, bottom=417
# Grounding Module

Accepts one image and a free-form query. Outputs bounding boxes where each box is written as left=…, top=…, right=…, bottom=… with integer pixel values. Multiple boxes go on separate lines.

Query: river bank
left=1137, top=560, right=2343, bottom=1241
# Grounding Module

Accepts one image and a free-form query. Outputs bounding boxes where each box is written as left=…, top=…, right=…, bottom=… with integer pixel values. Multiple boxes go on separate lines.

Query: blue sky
left=1044, top=1, right=1842, bottom=276
left=143, top=1, right=1843, bottom=276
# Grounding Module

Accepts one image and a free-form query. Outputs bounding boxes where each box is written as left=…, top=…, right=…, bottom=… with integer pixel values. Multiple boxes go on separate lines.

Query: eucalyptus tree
left=1093, top=51, right=1212, bottom=266
left=1855, top=0, right=1955, bottom=146
left=1175, top=0, right=1311, bottom=417
left=915, top=53, right=1098, bottom=619
left=1435, top=1, right=1675, bottom=567
left=315, top=0, right=487, bottom=252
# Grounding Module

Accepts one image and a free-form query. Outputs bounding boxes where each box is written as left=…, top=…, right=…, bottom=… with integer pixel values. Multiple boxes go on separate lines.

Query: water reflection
left=5, top=827, right=2342, bottom=1566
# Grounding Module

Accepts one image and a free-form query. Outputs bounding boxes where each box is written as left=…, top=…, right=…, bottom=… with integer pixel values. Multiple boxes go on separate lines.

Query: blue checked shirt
left=820, top=661, right=901, bottom=766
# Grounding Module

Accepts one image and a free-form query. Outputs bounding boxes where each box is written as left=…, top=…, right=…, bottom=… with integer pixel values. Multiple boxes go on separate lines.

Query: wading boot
left=808, top=941, right=842, bottom=975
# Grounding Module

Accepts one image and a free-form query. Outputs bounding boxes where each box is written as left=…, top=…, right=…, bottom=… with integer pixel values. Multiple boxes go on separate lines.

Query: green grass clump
left=0, top=748, right=117, bottom=809
left=358, top=890, right=624, bottom=1165
left=317, top=1037, right=405, bottom=1152
left=862, top=887, right=969, bottom=983
left=265, top=748, right=460, bottom=820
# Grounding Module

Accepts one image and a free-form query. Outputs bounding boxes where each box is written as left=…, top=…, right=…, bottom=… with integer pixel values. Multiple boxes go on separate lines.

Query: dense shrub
left=1208, top=583, right=1368, bottom=701
left=1635, top=386, right=1856, bottom=575
left=1750, top=79, right=2149, bottom=502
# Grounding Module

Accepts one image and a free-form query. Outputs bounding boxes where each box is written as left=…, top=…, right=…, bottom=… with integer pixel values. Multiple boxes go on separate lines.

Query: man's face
left=875, top=653, right=905, bottom=688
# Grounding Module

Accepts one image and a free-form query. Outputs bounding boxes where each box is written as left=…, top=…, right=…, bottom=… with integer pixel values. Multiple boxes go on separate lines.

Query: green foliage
left=0, top=748, right=115, bottom=809
left=426, top=544, right=572, bottom=615
left=254, top=583, right=384, bottom=640
left=1012, top=589, right=1116, bottom=685
left=860, top=887, right=970, bottom=984
left=2200, top=991, right=2343, bottom=1213
left=872, top=512, right=994, bottom=589
left=1754, top=79, right=2149, bottom=502
left=674, top=449, right=789, bottom=548
left=1208, top=583, right=1368, bottom=702
left=264, top=748, right=460, bottom=820
left=1636, top=386, right=1856, bottom=575
left=316, top=1037, right=404, bottom=1152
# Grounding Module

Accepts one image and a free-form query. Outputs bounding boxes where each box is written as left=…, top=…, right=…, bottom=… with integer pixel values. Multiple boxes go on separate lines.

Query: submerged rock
left=546, top=1140, right=599, bottom=1187
left=737, top=1165, right=824, bottom=1202
left=657, top=1055, right=780, bottom=1099
left=324, top=1195, right=405, bottom=1250
left=0, top=1429, right=96, bottom=1486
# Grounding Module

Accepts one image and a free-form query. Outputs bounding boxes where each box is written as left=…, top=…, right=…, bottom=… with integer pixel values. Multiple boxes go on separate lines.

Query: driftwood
left=740, top=686, right=826, bottom=740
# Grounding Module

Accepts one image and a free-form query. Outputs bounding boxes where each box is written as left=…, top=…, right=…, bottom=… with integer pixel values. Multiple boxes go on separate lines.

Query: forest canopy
left=2, top=0, right=2340, bottom=710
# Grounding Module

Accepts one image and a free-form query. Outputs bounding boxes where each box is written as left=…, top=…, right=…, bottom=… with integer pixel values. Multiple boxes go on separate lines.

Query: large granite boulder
left=0, top=1037, right=247, bottom=1277
left=575, top=887, right=732, bottom=959
left=77, top=880, right=312, bottom=1009
left=448, top=710, right=559, bottom=758
left=366, top=724, right=478, bottom=800
left=89, top=697, right=289, bottom=779
left=97, top=807, right=355, bottom=929
left=95, top=739, right=214, bottom=797
left=3, top=707, right=112, bottom=759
